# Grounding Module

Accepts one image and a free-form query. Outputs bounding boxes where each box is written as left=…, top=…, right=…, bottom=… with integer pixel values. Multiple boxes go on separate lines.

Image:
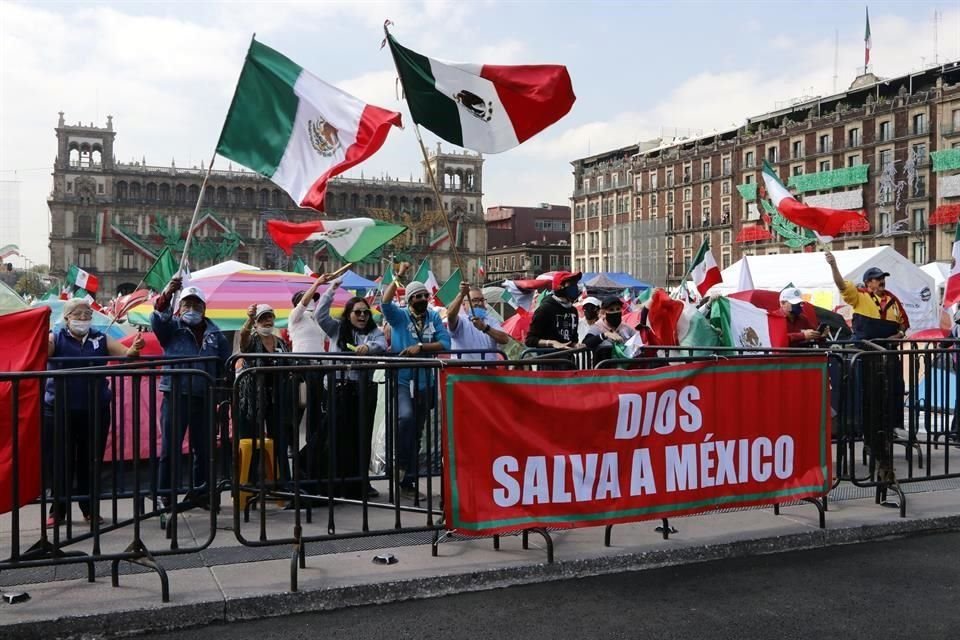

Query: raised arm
left=825, top=251, right=845, bottom=291
left=239, top=303, right=256, bottom=352
left=446, top=281, right=470, bottom=332
left=383, top=261, right=408, bottom=306
left=315, top=275, right=342, bottom=336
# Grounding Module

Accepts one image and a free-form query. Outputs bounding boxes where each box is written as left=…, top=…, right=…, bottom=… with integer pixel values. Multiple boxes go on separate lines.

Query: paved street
left=146, top=531, right=960, bottom=640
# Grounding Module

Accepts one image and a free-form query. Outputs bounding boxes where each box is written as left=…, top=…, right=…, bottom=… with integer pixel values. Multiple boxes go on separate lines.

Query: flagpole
left=179, top=150, right=217, bottom=274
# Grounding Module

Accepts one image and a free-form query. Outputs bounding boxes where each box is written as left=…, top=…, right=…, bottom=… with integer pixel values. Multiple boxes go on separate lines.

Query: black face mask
left=791, top=303, right=802, bottom=316
left=584, top=308, right=599, bottom=322
left=411, top=300, right=429, bottom=314
left=605, top=312, right=622, bottom=328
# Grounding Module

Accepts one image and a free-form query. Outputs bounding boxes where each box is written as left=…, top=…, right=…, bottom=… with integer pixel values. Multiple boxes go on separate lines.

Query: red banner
left=441, top=356, right=830, bottom=535
left=0, top=306, right=50, bottom=514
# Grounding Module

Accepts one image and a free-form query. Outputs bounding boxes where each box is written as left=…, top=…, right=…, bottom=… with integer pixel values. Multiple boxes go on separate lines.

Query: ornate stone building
left=48, top=114, right=485, bottom=298
left=572, top=62, right=960, bottom=286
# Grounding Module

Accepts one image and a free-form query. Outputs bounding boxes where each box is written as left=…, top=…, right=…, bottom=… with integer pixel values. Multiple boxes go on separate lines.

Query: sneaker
left=45, top=514, right=62, bottom=527
left=399, top=486, right=426, bottom=501
left=82, top=514, right=105, bottom=525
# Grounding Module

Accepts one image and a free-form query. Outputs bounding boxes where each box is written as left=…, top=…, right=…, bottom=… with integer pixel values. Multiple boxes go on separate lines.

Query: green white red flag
left=761, top=161, right=868, bottom=242
left=864, top=7, right=872, bottom=67
left=217, top=39, right=402, bottom=211
left=943, top=225, right=960, bottom=307
left=414, top=259, right=441, bottom=297
left=266, top=218, right=406, bottom=262
left=690, top=238, right=722, bottom=295
left=385, top=31, right=575, bottom=153
left=711, top=296, right=788, bottom=349
left=66, top=264, right=98, bottom=294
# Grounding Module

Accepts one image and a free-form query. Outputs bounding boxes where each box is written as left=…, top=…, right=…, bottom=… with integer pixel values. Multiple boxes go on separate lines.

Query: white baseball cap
left=779, top=287, right=803, bottom=305
left=254, top=303, right=275, bottom=320
left=179, top=286, right=206, bottom=304
left=580, top=296, right=601, bottom=307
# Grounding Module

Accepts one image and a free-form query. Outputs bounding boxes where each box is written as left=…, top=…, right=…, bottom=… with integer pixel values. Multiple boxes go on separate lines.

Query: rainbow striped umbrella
left=126, top=270, right=373, bottom=330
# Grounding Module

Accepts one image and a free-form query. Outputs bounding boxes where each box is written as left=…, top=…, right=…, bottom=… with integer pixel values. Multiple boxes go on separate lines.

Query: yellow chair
left=237, top=438, right=282, bottom=511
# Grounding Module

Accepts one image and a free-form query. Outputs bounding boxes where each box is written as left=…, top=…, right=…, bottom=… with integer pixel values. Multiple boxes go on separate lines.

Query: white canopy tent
left=189, top=260, right=260, bottom=280
left=920, top=262, right=950, bottom=303
left=711, top=247, right=937, bottom=333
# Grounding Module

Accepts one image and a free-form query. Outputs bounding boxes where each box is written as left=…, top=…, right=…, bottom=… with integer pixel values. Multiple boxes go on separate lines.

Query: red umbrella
left=502, top=307, right=532, bottom=342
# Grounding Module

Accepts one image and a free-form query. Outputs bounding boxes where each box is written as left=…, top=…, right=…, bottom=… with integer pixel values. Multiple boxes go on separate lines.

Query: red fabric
left=646, top=289, right=683, bottom=346
left=729, top=289, right=820, bottom=345
left=735, top=226, right=773, bottom=243
left=300, top=104, right=403, bottom=211
left=778, top=198, right=869, bottom=238
left=480, top=64, right=576, bottom=144
left=0, top=307, right=50, bottom=514
left=501, top=307, right=532, bottom=342
left=266, top=219, right=324, bottom=256
left=930, top=204, right=960, bottom=225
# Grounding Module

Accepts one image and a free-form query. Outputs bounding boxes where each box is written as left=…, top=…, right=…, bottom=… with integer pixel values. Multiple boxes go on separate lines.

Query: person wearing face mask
left=446, top=281, right=510, bottom=360
left=525, top=271, right=583, bottom=350
left=44, top=299, right=144, bottom=526
left=289, top=276, right=330, bottom=355
left=577, top=296, right=601, bottom=343
left=582, top=295, right=636, bottom=361
left=382, top=262, right=451, bottom=500
left=238, top=304, right=293, bottom=482
left=151, top=276, right=231, bottom=510
left=777, top=287, right=821, bottom=346
left=313, top=276, right=387, bottom=499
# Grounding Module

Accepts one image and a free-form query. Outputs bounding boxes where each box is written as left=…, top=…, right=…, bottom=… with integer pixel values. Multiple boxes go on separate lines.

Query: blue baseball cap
left=862, top=267, right=890, bottom=282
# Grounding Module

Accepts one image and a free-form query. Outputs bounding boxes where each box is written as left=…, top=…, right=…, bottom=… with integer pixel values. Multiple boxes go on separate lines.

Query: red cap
left=550, top=271, right=582, bottom=291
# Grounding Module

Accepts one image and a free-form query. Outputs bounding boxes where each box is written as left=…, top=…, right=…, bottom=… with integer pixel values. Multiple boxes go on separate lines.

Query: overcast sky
left=1, top=0, right=957, bottom=265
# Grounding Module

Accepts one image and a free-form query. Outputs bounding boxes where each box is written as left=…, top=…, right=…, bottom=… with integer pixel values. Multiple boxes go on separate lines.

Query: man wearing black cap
left=525, top=271, right=582, bottom=349
left=826, top=251, right=909, bottom=340
left=582, top=295, right=636, bottom=360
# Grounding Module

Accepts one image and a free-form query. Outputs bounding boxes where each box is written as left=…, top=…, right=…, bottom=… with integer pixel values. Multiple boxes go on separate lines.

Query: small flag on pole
left=864, top=7, right=872, bottom=69
left=65, top=265, right=99, bottom=294
left=143, top=247, right=178, bottom=292
left=435, top=268, right=464, bottom=306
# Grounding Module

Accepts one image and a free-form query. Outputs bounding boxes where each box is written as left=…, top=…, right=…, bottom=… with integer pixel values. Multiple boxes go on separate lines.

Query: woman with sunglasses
left=314, top=275, right=387, bottom=499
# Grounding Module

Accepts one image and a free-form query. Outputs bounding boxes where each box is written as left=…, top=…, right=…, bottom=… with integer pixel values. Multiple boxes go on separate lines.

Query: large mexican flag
left=761, top=161, right=867, bottom=242
left=217, top=39, right=402, bottom=211
left=711, top=296, right=789, bottom=349
left=385, top=32, right=575, bottom=153
left=266, top=218, right=406, bottom=262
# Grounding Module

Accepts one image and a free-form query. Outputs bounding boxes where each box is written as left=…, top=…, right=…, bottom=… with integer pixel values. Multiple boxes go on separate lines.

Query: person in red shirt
left=778, top=287, right=821, bottom=346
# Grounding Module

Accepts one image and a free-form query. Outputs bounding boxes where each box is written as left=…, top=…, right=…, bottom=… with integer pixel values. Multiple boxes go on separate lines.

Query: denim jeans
left=396, top=386, right=435, bottom=488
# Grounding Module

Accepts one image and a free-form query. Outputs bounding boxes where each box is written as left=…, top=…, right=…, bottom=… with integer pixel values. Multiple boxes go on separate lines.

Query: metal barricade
left=1, top=360, right=220, bottom=602
left=521, top=346, right=595, bottom=370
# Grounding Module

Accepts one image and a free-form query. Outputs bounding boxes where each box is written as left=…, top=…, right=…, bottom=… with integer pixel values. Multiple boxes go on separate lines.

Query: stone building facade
left=485, top=241, right=572, bottom=282
left=48, top=114, right=485, bottom=298
left=485, top=203, right=571, bottom=249
left=571, top=62, right=960, bottom=286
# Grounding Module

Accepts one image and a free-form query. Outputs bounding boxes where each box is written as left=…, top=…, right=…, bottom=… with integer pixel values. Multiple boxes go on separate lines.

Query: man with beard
left=582, top=295, right=636, bottom=361
left=525, top=271, right=582, bottom=349
left=382, top=263, right=450, bottom=500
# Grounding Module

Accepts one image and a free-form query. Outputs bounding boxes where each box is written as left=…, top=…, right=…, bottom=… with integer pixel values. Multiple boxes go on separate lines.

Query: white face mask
left=68, top=319, right=92, bottom=336
left=256, top=326, right=274, bottom=337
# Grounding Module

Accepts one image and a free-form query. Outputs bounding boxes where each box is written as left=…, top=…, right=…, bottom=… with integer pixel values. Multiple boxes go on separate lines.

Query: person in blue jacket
left=381, top=262, right=450, bottom=500
left=44, top=298, right=144, bottom=526
left=151, top=276, right=231, bottom=509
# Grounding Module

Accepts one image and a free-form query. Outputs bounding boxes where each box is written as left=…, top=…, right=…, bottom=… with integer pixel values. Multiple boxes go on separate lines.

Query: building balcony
left=941, top=123, right=960, bottom=137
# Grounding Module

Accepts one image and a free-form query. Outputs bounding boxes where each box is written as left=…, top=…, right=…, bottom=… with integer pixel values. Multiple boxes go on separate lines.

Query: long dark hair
left=337, top=296, right=375, bottom=351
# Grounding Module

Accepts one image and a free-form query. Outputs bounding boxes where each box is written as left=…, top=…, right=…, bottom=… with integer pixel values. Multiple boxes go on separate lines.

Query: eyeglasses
left=352, top=309, right=371, bottom=316
left=409, top=292, right=430, bottom=301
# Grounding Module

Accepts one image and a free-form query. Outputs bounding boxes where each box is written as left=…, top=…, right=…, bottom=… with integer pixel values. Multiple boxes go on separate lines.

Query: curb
left=5, top=514, right=960, bottom=639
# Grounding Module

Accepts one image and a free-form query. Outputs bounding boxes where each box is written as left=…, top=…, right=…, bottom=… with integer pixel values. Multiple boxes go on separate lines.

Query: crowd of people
left=41, top=252, right=938, bottom=523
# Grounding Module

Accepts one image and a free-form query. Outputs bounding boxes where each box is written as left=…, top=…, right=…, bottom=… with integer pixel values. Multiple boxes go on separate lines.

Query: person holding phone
left=778, top=287, right=821, bottom=346
left=314, top=274, right=387, bottom=499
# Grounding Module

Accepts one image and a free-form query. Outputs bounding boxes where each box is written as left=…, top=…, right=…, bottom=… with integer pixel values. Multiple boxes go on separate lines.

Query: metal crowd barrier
left=1, top=358, right=221, bottom=602
left=520, top=345, right=595, bottom=370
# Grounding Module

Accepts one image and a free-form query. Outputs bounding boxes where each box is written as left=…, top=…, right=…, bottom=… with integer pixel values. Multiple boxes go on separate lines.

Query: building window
left=98, top=183, right=104, bottom=194
left=767, top=146, right=779, bottom=163
left=721, top=180, right=731, bottom=195
left=879, top=120, right=892, bottom=142
left=702, top=161, right=711, bottom=179
left=78, top=248, right=92, bottom=269
left=912, top=241, right=926, bottom=265
left=878, top=210, right=891, bottom=232
left=563, top=255, right=570, bottom=267
left=744, top=151, right=755, bottom=168
left=683, top=188, right=692, bottom=202
left=911, top=208, right=925, bottom=231
left=819, top=160, right=831, bottom=172
left=911, top=143, right=927, bottom=165
left=818, top=134, right=831, bottom=154
left=792, top=165, right=804, bottom=176
left=667, top=191, right=674, bottom=204
left=848, top=128, right=861, bottom=147
left=792, top=140, right=802, bottom=159
left=913, top=175, right=926, bottom=198
left=533, top=254, right=541, bottom=267
left=702, top=185, right=710, bottom=199
left=650, top=193, right=658, bottom=206
left=550, top=254, right=558, bottom=267
left=912, top=113, right=927, bottom=136
left=121, top=250, right=135, bottom=271
left=721, top=230, right=731, bottom=244
left=649, top=172, right=658, bottom=189
left=847, top=154, right=860, bottom=168
left=721, top=157, right=732, bottom=176
left=879, top=148, right=894, bottom=169
left=666, top=169, right=674, bottom=187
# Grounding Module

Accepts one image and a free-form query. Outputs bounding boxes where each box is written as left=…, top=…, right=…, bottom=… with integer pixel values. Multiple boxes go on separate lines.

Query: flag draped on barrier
left=440, top=356, right=830, bottom=535
left=0, top=306, right=49, bottom=514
